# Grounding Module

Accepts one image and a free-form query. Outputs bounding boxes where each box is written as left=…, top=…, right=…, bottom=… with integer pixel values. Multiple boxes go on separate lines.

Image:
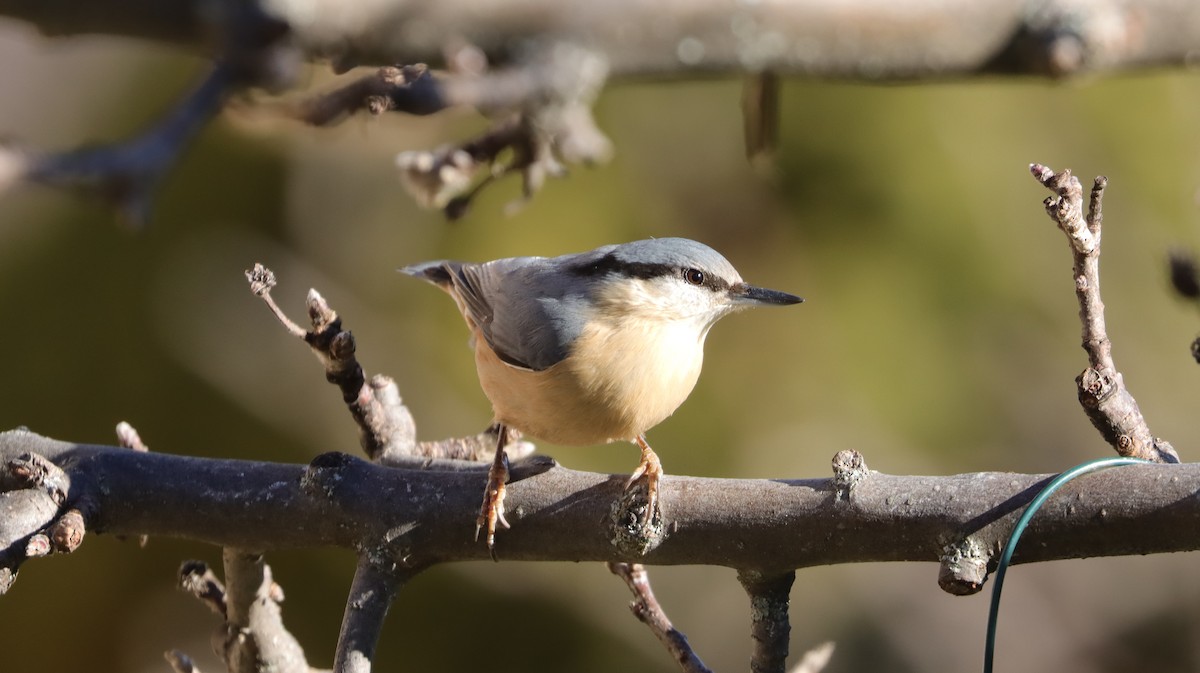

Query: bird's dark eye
left=683, top=268, right=705, bottom=286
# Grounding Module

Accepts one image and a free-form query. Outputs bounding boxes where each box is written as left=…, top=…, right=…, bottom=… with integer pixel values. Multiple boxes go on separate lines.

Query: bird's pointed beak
left=731, top=282, right=804, bottom=306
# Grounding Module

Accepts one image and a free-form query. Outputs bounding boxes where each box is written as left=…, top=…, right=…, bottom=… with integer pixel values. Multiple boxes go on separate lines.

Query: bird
left=402, top=237, right=802, bottom=552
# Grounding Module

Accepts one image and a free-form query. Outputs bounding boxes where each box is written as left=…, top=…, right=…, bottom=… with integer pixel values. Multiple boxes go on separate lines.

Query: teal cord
left=984, top=456, right=1148, bottom=673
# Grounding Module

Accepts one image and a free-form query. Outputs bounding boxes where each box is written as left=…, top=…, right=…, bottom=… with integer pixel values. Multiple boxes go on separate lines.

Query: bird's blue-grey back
left=402, top=255, right=593, bottom=371
left=401, top=238, right=742, bottom=371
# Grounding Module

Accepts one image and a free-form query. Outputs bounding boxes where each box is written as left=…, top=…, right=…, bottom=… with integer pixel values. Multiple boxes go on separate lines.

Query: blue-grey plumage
left=401, top=254, right=591, bottom=372
left=402, top=238, right=802, bottom=549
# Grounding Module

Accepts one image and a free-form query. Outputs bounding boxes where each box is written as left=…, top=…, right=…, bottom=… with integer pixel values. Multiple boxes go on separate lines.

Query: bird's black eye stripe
left=568, top=253, right=728, bottom=292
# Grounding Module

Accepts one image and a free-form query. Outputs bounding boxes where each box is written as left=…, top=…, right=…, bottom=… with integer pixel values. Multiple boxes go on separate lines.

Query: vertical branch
left=220, top=549, right=312, bottom=673
left=737, top=569, right=796, bottom=673
left=1029, top=164, right=1179, bottom=463
left=334, top=556, right=422, bottom=673
left=245, top=265, right=418, bottom=462
left=246, top=265, right=538, bottom=468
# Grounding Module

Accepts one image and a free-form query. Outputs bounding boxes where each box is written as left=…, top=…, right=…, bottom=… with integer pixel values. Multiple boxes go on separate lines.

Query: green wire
left=984, top=456, right=1148, bottom=673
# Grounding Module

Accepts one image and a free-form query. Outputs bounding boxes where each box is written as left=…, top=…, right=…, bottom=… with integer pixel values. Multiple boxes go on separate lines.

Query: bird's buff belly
left=473, top=331, right=702, bottom=446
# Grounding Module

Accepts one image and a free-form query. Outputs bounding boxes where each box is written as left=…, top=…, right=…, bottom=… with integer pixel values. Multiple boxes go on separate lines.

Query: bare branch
left=247, top=265, right=537, bottom=468
left=3, top=0, right=1197, bottom=79
left=333, top=556, right=422, bottom=673
left=245, top=263, right=417, bottom=462
left=386, top=43, right=612, bottom=218
left=609, top=562, right=712, bottom=673
left=3, top=429, right=1194, bottom=579
left=218, top=549, right=315, bottom=673
left=0, top=448, right=77, bottom=593
left=0, top=2, right=294, bottom=225
left=1030, top=164, right=1178, bottom=463
left=739, top=569, right=797, bottom=673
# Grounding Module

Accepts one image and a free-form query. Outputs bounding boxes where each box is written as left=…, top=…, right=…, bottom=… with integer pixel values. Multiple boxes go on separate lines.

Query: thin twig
left=1029, top=164, right=1179, bottom=463
left=246, top=265, right=540, bottom=466
left=299, top=43, right=610, bottom=218
left=245, top=263, right=417, bottom=461
left=179, top=560, right=228, bottom=618
left=409, top=423, right=535, bottom=464
left=789, top=642, right=835, bottom=673
left=608, top=562, right=712, bottom=673
left=245, top=264, right=307, bottom=338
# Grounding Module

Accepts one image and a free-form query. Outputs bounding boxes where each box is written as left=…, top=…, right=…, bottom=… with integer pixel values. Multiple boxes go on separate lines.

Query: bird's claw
left=626, top=438, right=663, bottom=527
left=475, top=452, right=511, bottom=555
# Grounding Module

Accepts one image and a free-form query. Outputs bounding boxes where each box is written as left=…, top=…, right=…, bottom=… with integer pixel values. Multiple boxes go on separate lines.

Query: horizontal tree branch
left=3, top=429, right=1197, bottom=581
left=2, top=0, right=1197, bottom=79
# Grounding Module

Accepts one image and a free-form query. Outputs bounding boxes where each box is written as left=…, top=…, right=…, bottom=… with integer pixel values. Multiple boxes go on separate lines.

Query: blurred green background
left=2, top=21, right=1200, bottom=673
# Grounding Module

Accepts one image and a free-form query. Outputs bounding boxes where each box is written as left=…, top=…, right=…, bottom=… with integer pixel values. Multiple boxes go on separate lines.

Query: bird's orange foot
left=626, top=436, right=663, bottom=526
left=475, top=451, right=511, bottom=555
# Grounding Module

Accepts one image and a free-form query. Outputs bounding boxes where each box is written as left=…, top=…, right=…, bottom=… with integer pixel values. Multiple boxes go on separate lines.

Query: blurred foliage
left=1, top=24, right=1199, bottom=673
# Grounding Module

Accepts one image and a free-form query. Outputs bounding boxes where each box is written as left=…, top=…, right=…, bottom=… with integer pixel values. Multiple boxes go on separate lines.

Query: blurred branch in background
left=2, top=0, right=1196, bottom=77
left=1, top=0, right=1198, bottom=223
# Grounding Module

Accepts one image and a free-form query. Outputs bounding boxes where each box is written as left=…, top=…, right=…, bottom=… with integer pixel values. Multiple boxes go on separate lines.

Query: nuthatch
left=403, top=237, right=802, bottom=551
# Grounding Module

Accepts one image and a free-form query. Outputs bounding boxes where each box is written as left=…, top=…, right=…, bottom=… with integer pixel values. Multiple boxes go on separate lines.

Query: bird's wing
left=404, top=257, right=582, bottom=371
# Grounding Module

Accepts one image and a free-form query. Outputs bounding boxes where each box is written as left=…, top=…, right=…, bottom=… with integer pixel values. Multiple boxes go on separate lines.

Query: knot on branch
left=301, top=451, right=358, bottom=499
left=6, top=451, right=68, bottom=505
left=831, top=449, right=868, bottom=500
left=1076, top=366, right=1117, bottom=408
left=938, top=538, right=989, bottom=596
left=610, top=479, right=668, bottom=557
left=48, top=509, right=86, bottom=554
left=370, top=64, right=443, bottom=116
left=298, top=63, right=444, bottom=125
left=1011, top=2, right=1139, bottom=76
left=1, top=447, right=89, bottom=594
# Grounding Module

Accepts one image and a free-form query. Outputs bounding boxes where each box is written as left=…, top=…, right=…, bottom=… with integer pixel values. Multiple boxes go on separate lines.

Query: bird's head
left=569, top=238, right=803, bottom=330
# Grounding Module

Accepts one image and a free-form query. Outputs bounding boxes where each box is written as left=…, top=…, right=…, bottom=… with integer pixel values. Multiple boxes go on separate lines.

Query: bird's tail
left=399, top=260, right=460, bottom=288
